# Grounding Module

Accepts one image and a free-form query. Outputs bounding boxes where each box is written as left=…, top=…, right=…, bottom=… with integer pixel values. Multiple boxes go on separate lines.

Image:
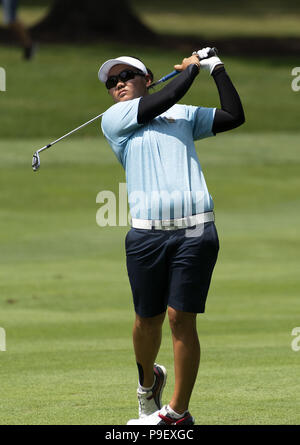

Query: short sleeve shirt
left=101, top=98, right=216, bottom=219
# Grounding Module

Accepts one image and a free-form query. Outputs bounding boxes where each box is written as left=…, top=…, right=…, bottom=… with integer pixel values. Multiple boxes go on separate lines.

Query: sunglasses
left=105, top=69, right=145, bottom=90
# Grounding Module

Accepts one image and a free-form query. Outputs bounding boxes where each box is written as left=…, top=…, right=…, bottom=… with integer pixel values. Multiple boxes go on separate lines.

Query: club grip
left=149, top=47, right=219, bottom=88
left=208, top=47, right=218, bottom=57
left=193, top=47, right=218, bottom=60
left=161, top=48, right=218, bottom=81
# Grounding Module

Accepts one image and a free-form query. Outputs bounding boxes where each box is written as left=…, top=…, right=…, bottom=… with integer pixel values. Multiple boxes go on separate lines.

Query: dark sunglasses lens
left=106, top=70, right=138, bottom=89
left=119, top=70, right=135, bottom=82
left=106, top=76, right=118, bottom=89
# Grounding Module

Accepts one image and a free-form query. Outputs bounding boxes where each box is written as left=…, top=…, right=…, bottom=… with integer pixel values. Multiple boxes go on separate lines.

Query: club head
left=32, top=151, right=40, bottom=171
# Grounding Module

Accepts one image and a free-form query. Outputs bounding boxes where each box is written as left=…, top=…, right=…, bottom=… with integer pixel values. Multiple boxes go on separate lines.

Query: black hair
left=126, top=55, right=154, bottom=82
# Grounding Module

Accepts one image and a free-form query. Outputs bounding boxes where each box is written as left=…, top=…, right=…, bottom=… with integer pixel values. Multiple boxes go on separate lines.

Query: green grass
left=133, top=0, right=300, bottom=38
left=133, top=11, right=300, bottom=38
left=0, top=40, right=300, bottom=425
left=0, top=132, right=299, bottom=425
left=0, top=44, right=299, bottom=139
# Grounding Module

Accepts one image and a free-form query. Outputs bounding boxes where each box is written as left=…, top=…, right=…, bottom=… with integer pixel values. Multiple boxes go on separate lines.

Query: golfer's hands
left=195, top=47, right=223, bottom=74
left=174, top=55, right=201, bottom=72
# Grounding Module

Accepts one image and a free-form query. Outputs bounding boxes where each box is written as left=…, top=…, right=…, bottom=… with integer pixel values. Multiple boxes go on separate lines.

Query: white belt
left=131, top=211, right=215, bottom=230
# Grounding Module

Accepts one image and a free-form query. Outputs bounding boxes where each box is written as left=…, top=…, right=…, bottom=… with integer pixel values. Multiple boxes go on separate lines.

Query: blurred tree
left=30, top=0, right=157, bottom=43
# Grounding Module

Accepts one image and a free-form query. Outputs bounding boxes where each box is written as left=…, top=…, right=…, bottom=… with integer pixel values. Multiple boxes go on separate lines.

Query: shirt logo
left=164, top=117, right=176, bottom=123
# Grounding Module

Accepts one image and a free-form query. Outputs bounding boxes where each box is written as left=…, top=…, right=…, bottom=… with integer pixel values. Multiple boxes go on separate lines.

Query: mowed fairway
left=0, top=133, right=299, bottom=425
left=0, top=43, right=300, bottom=424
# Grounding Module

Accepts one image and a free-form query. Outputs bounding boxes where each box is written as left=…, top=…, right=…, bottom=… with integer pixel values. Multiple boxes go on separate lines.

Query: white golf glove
left=196, top=47, right=223, bottom=75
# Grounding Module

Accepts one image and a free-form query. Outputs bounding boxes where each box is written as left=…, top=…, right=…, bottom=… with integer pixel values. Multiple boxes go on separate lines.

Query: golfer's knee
left=168, top=307, right=197, bottom=335
left=134, top=312, right=165, bottom=334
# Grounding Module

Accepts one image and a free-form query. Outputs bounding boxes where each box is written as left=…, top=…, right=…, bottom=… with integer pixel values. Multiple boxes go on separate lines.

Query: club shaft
left=33, top=47, right=218, bottom=167
left=37, top=112, right=104, bottom=154
left=150, top=47, right=218, bottom=88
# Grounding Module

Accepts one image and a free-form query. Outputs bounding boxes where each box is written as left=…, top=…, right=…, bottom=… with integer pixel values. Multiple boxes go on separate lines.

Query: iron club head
left=32, top=151, right=40, bottom=171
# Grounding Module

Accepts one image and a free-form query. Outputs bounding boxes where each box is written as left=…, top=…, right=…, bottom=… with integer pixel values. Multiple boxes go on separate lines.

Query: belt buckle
left=159, top=219, right=176, bottom=230
left=153, top=218, right=189, bottom=230
left=163, top=218, right=186, bottom=230
left=162, top=220, right=173, bottom=230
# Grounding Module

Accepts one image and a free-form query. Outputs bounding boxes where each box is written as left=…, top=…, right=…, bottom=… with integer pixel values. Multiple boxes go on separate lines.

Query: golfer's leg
left=9, top=21, right=32, bottom=47
left=168, top=307, right=200, bottom=414
left=133, top=312, right=166, bottom=388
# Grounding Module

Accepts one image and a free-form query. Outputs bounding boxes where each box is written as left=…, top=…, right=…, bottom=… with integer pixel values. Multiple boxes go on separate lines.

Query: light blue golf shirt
left=101, top=98, right=216, bottom=220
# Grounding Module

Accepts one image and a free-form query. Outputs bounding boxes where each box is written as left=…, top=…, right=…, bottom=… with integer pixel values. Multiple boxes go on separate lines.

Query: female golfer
left=98, top=48, right=244, bottom=425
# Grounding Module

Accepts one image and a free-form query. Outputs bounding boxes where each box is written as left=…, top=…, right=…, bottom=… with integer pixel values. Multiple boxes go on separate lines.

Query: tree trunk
left=29, top=0, right=157, bottom=43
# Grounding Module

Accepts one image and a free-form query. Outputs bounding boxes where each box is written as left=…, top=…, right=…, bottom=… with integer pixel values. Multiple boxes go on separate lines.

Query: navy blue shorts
left=125, top=221, right=219, bottom=317
left=2, top=0, right=18, bottom=24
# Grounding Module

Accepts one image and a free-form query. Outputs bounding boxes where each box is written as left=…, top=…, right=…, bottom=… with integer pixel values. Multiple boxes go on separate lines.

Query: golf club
left=32, top=112, right=104, bottom=171
left=32, top=47, right=218, bottom=172
left=148, top=47, right=218, bottom=88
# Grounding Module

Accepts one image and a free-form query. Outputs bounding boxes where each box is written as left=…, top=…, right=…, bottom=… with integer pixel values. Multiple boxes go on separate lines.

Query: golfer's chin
left=116, top=90, right=144, bottom=103
left=117, top=93, right=134, bottom=102
left=118, top=94, right=130, bottom=102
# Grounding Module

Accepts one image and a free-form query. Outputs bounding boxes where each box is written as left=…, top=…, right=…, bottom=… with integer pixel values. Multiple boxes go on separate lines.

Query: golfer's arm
left=212, top=66, right=245, bottom=133
left=137, top=64, right=199, bottom=124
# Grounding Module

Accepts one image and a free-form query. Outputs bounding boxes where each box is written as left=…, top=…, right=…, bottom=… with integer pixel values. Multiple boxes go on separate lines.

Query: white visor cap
left=98, top=56, right=148, bottom=83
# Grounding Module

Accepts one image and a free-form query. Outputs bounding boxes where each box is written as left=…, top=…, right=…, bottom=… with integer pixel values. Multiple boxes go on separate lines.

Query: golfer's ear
left=145, top=74, right=153, bottom=87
